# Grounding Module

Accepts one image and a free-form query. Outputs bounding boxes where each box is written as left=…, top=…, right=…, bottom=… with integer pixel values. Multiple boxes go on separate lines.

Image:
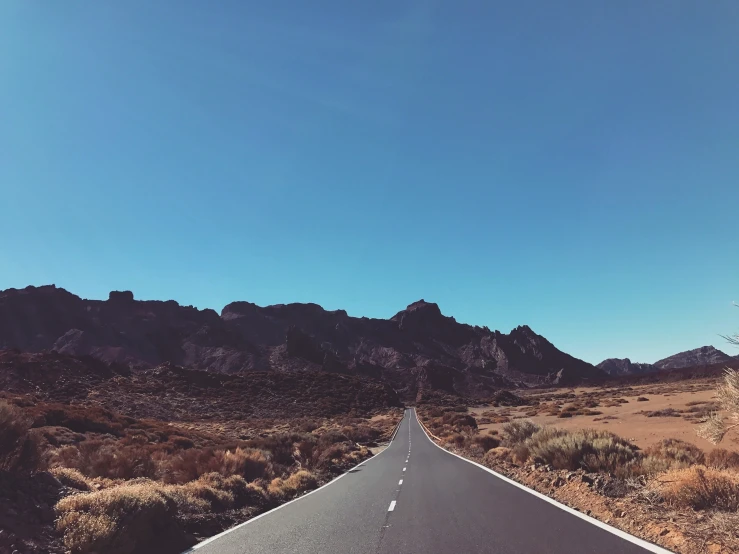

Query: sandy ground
left=472, top=379, right=739, bottom=453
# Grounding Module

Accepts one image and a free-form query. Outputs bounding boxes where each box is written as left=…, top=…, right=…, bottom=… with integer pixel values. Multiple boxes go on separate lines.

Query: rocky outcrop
left=0, top=286, right=606, bottom=397
left=597, top=358, right=656, bottom=376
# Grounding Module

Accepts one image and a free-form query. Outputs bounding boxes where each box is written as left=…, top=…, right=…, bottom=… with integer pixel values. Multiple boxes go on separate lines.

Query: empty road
left=188, top=408, right=670, bottom=554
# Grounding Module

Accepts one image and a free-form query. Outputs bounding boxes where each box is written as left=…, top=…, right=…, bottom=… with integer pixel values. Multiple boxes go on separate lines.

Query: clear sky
left=1, top=1, right=738, bottom=365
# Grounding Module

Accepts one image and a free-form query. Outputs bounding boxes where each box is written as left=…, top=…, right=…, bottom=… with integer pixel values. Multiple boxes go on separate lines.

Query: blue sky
left=1, top=1, right=738, bottom=365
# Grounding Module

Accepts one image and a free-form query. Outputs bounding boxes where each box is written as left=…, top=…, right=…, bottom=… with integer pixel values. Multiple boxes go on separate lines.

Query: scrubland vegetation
left=0, top=397, right=401, bottom=553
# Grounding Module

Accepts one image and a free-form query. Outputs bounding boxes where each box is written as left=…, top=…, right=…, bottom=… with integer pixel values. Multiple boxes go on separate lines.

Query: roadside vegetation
left=0, top=396, right=401, bottom=554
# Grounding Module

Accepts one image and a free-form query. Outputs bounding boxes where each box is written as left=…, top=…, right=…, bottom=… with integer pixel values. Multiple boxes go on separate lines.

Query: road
left=189, top=408, right=670, bottom=554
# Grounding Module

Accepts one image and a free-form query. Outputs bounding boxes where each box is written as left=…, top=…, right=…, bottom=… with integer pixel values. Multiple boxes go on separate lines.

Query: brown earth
left=471, top=378, right=739, bottom=453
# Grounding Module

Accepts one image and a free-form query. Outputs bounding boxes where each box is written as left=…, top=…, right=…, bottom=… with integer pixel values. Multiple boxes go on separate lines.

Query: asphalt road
left=189, top=408, right=669, bottom=554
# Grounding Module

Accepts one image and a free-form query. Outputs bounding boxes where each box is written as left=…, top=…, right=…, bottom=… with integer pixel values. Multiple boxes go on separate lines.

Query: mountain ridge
left=0, top=285, right=605, bottom=397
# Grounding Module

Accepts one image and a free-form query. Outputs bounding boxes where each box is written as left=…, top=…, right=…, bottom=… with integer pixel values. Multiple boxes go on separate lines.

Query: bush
left=341, top=425, right=380, bottom=444
left=51, top=467, right=93, bottom=491
left=441, top=413, right=477, bottom=430
left=155, top=446, right=270, bottom=484
left=644, top=439, right=705, bottom=467
left=0, top=401, right=31, bottom=467
left=55, top=482, right=189, bottom=554
left=501, top=420, right=540, bottom=446
left=267, top=470, right=317, bottom=500
left=511, top=443, right=530, bottom=464
left=662, top=467, right=739, bottom=511
left=526, top=427, right=639, bottom=473
left=707, top=449, right=739, bottom=470
left=482, top=447, right=511, bottom=466
left=472, top=434, right=500, bottom=452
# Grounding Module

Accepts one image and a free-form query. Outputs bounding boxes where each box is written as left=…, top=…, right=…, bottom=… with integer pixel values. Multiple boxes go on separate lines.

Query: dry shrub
left=501, top=420, right=540, bottom=446
left=267, top=470, right=317, bottom=500
left=644, top=439, right=704, bottom=467
left=446, top=433, right=467, bottom=448
left=341, top=425, right=380, bottom=444
left=156, top=446, right=270, bottom=484
left=0, top=401, right=32, bottom=468
left=55, top=482, right=188, bottom=554
left=707, top=449, right=739, bottom=470
left=46, top=440, right=158, bottom=480
left=511, top=443, right=530, bottom=464
left=54, top=471, right=274, bottom=553
left=51, top=467, right=93, bottom=491
left=639, top=408, right=680, bottom=418
left=441, top=413, right=477, bottom=430
left=482, top=447, right=511, bottom=466
left=472, top=434, right=500, bottom=452
left=526, top=427, right=639, bottom=473
left=662, top=467, right=739, bottom=511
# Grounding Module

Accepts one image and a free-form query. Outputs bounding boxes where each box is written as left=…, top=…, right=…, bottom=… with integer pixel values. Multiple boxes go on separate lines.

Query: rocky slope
left=653, top=345, right=733, bottom=370
left=0, top=285, right=605, bottom=397
left=596, top=358, right=656, bottom=376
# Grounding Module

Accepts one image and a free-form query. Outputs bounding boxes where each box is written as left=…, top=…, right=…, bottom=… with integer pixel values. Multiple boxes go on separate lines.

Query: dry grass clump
left=51, top=467, right=94, bottom=491
left=482, top=447, right=511, bottom=466
left=0, top=400, right=33, bottom=469
left=637, top=408, right=681, bottom=418
left=661, top=467, right=739, bottom=511
left=267, top=470, right=317, bottom=500
left=644, top=439, right=704, bottom=466
left=706, top=448, right=739, bottom=470
left=55, top=481, right=186, bottom=554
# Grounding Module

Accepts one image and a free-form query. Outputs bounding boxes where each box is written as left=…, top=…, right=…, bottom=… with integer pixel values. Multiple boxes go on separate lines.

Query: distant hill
left=653, top=345, right=734, bottom=370
left=0, top=285, right=606, bottom=399
left=597, top=345, right=736, bottom=376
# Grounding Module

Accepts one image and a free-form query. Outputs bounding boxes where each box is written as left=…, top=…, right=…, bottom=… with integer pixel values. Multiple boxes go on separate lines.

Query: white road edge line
left=183, top=413, right=406, bottom=552
left=388, top=500, right=397, bottom=512
left=412, top=408, right=674, bottom=554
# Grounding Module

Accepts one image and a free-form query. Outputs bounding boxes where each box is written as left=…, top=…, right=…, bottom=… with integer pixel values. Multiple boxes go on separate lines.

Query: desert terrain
left=471, top=378, right=739, bottom=453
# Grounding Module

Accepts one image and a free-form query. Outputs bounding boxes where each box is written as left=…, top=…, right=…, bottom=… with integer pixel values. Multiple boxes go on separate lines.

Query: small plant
left=662, top=467, right=739, bottom=511
left=501, top=420, right=540, bottom=446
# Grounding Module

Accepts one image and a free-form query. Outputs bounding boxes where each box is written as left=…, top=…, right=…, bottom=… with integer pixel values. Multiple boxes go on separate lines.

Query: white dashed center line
left=399, top=479, right=403, bottom=485
left=403, top=467, right=406, bottom=472
left=388, top=501, right=397, bottom=512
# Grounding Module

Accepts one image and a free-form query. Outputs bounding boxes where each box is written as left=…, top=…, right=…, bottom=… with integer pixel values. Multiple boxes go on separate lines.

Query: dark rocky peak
left=108, top=290, right=134, bottom=303
left=221, top=301, right=260, bottom=319
left=263, top=302, right=335, bottom=319
left=391, top=300, right=443, bottom=321
left=0, top=284, right=80, bottom=302
left=597, top=358, right=656, bottom=376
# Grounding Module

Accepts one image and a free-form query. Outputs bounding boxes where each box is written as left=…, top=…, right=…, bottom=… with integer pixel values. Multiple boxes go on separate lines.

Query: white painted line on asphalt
left=388, top=501, right=396, bottom=512
left=403, top=467, right=406, bottom=472
left=184, top=412, right=407, bottom=552
left=412, top=409, right=674, bottom=554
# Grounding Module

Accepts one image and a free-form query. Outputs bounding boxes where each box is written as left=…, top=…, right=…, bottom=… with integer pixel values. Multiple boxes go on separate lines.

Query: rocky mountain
left=596, top=358, right=656, bottom=376
left=653, top=346, right=734, bottom=370
left=0, top=285, right=606, bottom=397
